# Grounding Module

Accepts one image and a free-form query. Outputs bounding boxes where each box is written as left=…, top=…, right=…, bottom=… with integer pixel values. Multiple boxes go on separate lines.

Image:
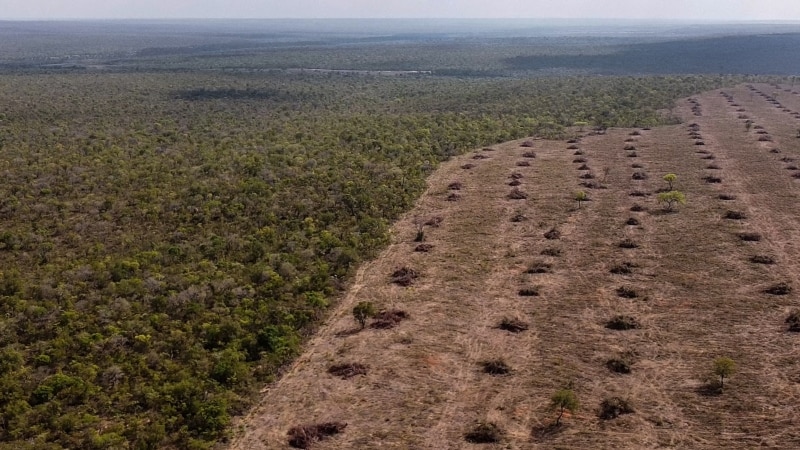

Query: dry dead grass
left=230, top=86, right=800, bottom=449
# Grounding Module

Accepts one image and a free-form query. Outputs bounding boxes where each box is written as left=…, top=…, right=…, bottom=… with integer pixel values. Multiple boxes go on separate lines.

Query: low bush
left=632, top=172, right=648, bottom=180
left=718, top=194, right=736, bottom=200
left=625, top=218, right=640, bottom=226
left=526, top=262, right=553, bottom=274
left=724, top=210, right=746, bottom=220
left=516, top=161, right=531, bottom=167
left=414, top=244, right=434, bottom=252
left=610, top=262, right=637, bottom=274
left=518, top=287, right=540, bottom=297
left=739, top=232, right=762, bottom=242
left=540, top=248, right=562, bottom=257
left=619, top=239, right=638, bottom=249
left=508, top=188, right=528, bottom=200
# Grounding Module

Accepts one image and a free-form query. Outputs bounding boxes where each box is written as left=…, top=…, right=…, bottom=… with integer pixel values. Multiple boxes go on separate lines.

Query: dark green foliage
left=0, top=30, right=746, bottom=448
left=464, top=422, right=504, bottom=443
left=550, top=389, right=579, bottom=426
left=352, top=301, right=376, bottom=329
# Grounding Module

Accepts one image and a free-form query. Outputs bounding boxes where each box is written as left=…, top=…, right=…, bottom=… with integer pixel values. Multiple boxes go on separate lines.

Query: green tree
left=713, top=357, right=736, bottom=389
left=550, top=388, right=579, bottom=426
left=657, top=190, right=686, bottom=211
left=574, top=191, right=588, bottom=209
left=352, top=301, right=376, bottom=329
left=662, top=173, right=677, bottom=190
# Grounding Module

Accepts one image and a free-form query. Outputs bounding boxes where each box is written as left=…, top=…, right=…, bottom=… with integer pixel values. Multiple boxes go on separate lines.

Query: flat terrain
left=230, top=84, right=800, bottom=449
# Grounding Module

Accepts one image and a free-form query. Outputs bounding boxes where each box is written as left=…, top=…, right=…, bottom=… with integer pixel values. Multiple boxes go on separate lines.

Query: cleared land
left=231, top=84, right=800, bottom=449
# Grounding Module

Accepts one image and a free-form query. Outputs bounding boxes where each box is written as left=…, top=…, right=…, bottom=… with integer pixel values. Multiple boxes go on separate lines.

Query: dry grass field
left=229, top=84, right=800, bottom=449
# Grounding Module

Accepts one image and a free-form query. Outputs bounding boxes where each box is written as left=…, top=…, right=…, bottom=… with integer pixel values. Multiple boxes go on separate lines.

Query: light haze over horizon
left=3, top=0, right=800, bottom=21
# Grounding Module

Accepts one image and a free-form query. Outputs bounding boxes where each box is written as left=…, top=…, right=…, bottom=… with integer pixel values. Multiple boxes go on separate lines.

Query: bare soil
left=229, top=84, right=800, bottom=449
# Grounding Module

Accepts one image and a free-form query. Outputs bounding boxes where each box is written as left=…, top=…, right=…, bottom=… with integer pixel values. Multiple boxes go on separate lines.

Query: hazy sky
left=3, top=0, right=800, bottom=20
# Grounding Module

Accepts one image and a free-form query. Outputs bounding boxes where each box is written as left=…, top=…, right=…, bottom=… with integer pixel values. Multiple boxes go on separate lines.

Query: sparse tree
left=662, top=173, right=677, bottom=190
left=713, top=357, right=736, bottom=390
left=574, top=190, right=588, bottom=208
left=352, top=301, right=376, bottom=329
left=657, top=190, right=686, bottom=211
left=550, top=388, right=579, bottom=426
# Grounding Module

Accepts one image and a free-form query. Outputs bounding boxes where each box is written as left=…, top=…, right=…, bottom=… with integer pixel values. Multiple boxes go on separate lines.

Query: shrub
left=510, top=213, right=527, bottom=222
left=370, top=310, right=409, bottom=329
left=606, top=358, right=632, bottom=374
left=707, top=164, right=721, bottom=169
left=606, top=315, right=640, bottom=330
left=578, top=172, right=594, bottom=180
left=764, top=282, right=792, bottom=295
left=627, top=152, right=638, bottom=157
left=749, top=255, right=774, bottom=264
left=509, top=172, right=524, bottom=180
left=657, top=190, right=686, bottom=211
left=663, top=173, right=677, bottom=190
left=550, top=389, right=579, bottom=426
left=619, top=239, right=638, bottom=249
left=632, top=172, right=647, bottom=180
left=567, top=144, right=580, bottom=150
left=472, top=154, right=489, bottom=160
left=573, top=157, right=587, bottom=163
left=577, top=164, right=591, bottom=170
left=424, top=216, right=443, bottom=227
left=695, top=141, right=705, bottom=145
left=739, top=232, right=762, bottom=242
left=516, top=161, right=531, bottom=167
left=718, top=194, right=736, bottom=200
left=625, top=218, right=640, bottom=226
left=461, top=163, right=475, bottom=170
left=786, top=310, right=800, bottom=332
left=447, top=192, right=461, bottom=201
left=288, top=422, right=347, bottom=449
left=508, top=179, right=522, bottom=186
left=328, top=363, right=368, bottom=379
left=447, top=181, right=462, bottom=190
left=624, top=145, right=636, bottom=151
left=712, top=357, right=736, bottom=390
left=464, top=422, right=504, bottom=443
left=630, top=204, right=646, bottom=212
left=522, top=151, right=537, bottom=158
left=629, top=190, right=648, bottom=197
left=521, top=140, right=534, bottom=147
left=616, top=286, right=638, bottom=299
left=573, top=150, right=584, bottom=155
left=499, top=318, right=529, bottom=332
left=352, top=301, right=376, bottom=329
left=599, top=397, right=635, bottom=420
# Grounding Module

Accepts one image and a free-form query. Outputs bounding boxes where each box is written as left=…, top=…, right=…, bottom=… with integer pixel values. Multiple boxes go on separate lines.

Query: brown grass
left=231, top=89, right=800, bottom=449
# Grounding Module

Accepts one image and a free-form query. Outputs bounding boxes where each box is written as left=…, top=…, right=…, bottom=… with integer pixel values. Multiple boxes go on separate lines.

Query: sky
left=2, top=0, right=800, bottom=21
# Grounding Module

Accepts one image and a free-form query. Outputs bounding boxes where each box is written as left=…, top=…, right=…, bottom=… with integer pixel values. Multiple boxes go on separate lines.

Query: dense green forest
left=0, top=19, right=793, bottom=449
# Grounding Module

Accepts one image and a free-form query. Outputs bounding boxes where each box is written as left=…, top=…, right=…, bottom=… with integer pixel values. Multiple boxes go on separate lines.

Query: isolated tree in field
left=352, top=301, right=376, bottom=329
left=713, top=357, right=736, bottom=390
left=662, top=173, right=677, bottom=190
left=550, top=388, right=579, bottom=426
left=574, top=190, right=588, bottom=208
left=657, top=190, right=686, bottom=211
